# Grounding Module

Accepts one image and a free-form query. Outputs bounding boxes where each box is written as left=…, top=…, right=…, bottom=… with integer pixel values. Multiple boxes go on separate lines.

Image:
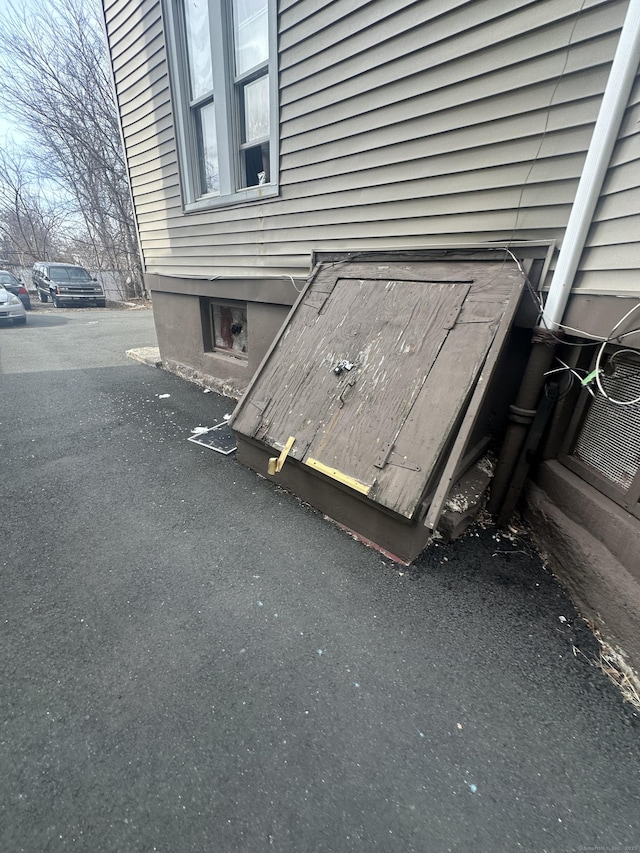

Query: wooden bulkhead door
left=231, top=260, right=525, bottom=522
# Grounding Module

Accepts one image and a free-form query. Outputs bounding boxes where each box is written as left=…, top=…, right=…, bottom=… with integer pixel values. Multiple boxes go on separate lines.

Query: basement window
left=562, top=347, right=640, bottom=518
left=211, top=301, right=248, bottom=357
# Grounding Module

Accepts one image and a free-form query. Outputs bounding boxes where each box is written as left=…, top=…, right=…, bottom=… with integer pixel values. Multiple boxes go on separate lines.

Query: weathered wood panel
left=254, top=278, right=468, bottom=477
left=232, top=259, right=525, bottom=520
left=376, top=319, right=499, bottom=517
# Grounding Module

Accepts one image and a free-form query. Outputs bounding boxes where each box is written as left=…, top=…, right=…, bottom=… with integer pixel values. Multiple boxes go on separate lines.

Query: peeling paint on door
left=231, top=258, right=525, bottom=561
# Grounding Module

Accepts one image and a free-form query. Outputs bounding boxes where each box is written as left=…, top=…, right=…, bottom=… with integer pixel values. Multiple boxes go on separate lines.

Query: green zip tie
left=582, top=369, right=598, bottom=386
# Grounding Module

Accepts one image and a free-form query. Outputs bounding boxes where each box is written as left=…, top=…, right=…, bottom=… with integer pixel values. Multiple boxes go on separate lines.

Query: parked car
left=32, top=262, right=105, bottom=307
left=0, top=286, right=27, bottom=325
left=0, top=270, right=32, bottom=310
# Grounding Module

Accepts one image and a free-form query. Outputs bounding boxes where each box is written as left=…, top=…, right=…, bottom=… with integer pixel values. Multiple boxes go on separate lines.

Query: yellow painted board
left=305, top=458, right=372, bottom=495
left=268, top=435, right=296, bottom=475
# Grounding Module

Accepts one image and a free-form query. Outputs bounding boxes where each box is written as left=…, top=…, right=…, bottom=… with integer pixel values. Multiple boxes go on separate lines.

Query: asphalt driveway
left=1, top=307, right=638, bottom=852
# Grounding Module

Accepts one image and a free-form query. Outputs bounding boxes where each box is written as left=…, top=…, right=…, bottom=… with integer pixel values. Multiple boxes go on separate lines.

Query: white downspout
left=542, top=0, right=640, bottom=332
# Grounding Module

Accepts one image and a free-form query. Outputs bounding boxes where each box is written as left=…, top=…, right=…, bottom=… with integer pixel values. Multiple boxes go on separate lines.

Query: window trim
left=162, top=0, right=279, bottom=211
left=201, top=296, right=249, bottom=360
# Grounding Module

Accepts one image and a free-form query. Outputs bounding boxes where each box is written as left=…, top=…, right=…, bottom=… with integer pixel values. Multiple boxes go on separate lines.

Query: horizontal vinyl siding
left=104, top=0, right=133, bottom=24
left=127, top=137, right=177, bottom=172
left=116, top=63, right=168, bottom=109
left=105, top=0, right=633, bottom=286
left=107, top=0, right=161, bottom=58
left=126, top=124, right=175, bottom=161
left=134, top=175, right=580, bottom=228
left=135, top=209, right=576, bottom=256
left=574, top=77, right=640, bottom=295
left=111, top=17, right=165, bottom=77
left=280, top=102, right=602, bottom=184
left=279, top=0, right=616, bottom=110
left=103, top=0, right=181, bottom=276
left=118, top=72, right=171, bottom=123
left=275, top=0, right=628, bottom=279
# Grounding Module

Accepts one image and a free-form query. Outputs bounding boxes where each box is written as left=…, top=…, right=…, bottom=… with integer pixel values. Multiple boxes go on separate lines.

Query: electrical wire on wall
left=545, top=301, right=640, bottom=406
left=284, top=274, right=303, bottom=293
left=517, top=257, right=640, bottom=348
left=592, top=302, right=640, bottom=406
left=544, top=357, right=597, bottom=398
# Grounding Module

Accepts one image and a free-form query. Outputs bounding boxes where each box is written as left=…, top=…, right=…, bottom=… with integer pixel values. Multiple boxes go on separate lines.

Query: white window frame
left=163, top=0, right=279, bottom=211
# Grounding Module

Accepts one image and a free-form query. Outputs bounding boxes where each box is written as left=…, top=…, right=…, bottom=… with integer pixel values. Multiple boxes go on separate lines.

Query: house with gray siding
left=101, top=0, right=640, bottom=674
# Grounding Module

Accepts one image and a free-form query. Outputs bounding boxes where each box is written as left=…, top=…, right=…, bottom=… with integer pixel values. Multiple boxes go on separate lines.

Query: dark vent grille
left=573, top=353, right=640, bottom=492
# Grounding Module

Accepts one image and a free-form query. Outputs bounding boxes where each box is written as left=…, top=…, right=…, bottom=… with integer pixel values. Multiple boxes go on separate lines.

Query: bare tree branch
left=0, top=0, right=145, bottom=297
left=0, top=146, right=70, bottom=264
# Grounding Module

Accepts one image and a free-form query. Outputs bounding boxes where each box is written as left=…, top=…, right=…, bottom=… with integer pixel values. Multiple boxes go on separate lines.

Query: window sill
left=204, top=349, right=249, bottom=368
left=185, top=183, right=278, bottom=213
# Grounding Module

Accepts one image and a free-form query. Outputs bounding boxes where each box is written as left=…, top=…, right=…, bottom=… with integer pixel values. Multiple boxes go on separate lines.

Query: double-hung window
left=164, top=0, right=278, bottom=209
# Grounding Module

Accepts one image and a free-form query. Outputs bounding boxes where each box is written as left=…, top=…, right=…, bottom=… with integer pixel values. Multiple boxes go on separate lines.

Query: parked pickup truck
left=33, top=262, right=106, bottom=308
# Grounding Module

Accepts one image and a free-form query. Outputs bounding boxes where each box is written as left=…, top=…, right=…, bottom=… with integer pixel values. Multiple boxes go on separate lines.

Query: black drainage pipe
left=487, top=327, right=560, bottom=518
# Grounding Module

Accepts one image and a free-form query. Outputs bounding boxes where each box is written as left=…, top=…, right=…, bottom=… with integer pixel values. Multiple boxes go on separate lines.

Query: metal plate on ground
left=188, top=422, right=237, bottom=454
